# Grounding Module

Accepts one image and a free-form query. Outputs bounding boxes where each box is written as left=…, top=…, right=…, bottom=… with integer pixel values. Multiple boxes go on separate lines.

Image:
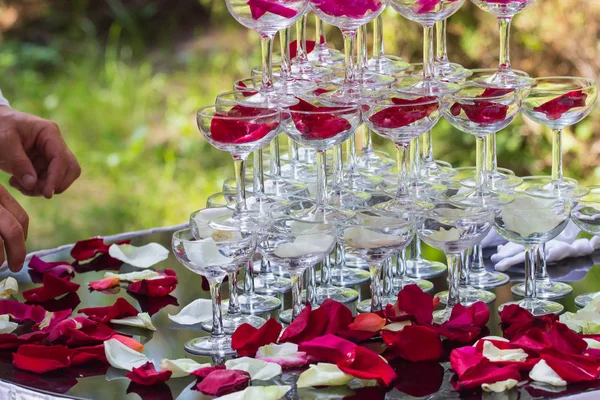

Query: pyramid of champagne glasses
left=172, top=0, right=598, bottom=359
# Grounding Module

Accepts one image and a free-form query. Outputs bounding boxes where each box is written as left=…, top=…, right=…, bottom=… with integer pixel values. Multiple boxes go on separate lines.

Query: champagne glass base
left=368, top=55, right=410, bottom=75
left=451, top=189, right=514, bottom=207
left=525, top=180, right=590, bottom=200
left=396, top=78, right=461, bottom=97
left=436, top=286, right=496, bottom=306
left=200, top=314, right=266, bottom=335
left=290, top=63, right=333, bottom=82
left=239, top=90, right=299, bottom=108
left=420, top=160, right=457, bottom=181
left=261, top=179, right=310, bottom=199
left=434, top=61, right=473, bottom=81
left=356, top=150, right=396, bottom=171
left=209, top=212, right=272, bottom=233
left=275, top=78, right=317, bottom=95
left=318, top=84, right=379, bottom=105
left=433, top=307, right=454, bottom=324
left=252, top=274, right=291, bottom=295
left=184, top=336, right=236, bottom=357
left=222, top=294, right=282, bottom=315
left=459, top=169, right=523, bottom=190
left=499, top=299, right=564, bottom=316
left=344, top=171, right=385, bottom=192
left=330, top=267, right=371, bottom=287
left=356, top=70, right=397, bottom=88
left=469, top=270, right=510, bottom=289
left=407, top=181, right=448, bottom=199
left=374, top=197, right=430, bottom=213
left=405, top=259, right=447, bottom=279
left=357, top=295, right=398, bottom=313
left=511, top=280, right=573, bottom=300
left=393, top=277, right=434, bottom=293
left=471, top=70, right=535, bottom=90
left=575, top=292, right=600, bottom=308
left=291, top=204, right=355, bottom=224
left=308, top=47, right=345, bottom=66
left=315, top=286, right=359, bottom=305
left=329, top=189, right=372, bottom=209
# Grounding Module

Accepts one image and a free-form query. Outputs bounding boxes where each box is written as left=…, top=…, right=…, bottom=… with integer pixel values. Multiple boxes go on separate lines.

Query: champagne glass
left=308, top=15, right=345, bottom=66
left=433, top=17, right=472, bottom=80
left=522, top=77, right=598, bottom=198
left=259, top=219, right=337, bottom=323
left=572, top=186, right=600, bottom=307
left=290, top=12, right=335, bottom=82
left=172, top=227, right=256, bottom=356
left=418, top=203, right=495, bottom=323
left=495, top=192, right=571, bottom=315
left=342, top=210, right=415, bottom=313
left=470, top=0, right=536, bottom=88
left=368, top=9, right=410, bottom=74
left=225, top=0, right=308, bottom=107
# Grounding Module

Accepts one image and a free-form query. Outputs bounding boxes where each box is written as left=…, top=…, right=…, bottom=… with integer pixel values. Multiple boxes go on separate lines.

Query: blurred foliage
left=0, top=0, right=598, bottom=250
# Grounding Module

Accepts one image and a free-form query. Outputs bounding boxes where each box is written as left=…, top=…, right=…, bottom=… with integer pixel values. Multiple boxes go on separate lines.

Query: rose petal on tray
left=28, top=256, right=74, bottom=279
left=46, top=316, right=96, bottom=342
left=112, top=334, right=145, bottom=352
left=338, top=345, right=396, bottom=387
left=232, top=317, right=282, bottom=356
left=297, top=363, right=354, bottom=388
left=191, top=365, right=225, bottom=380
left=65, top=322, right=115, bottom=346
left=382, top=325, right=443, bottom=362
left=0, top=314, right=18, bottom=334
left=89, top=276, right=121, bottom=291
left=22, top=274, right=80, bottom=303
left=160, top=358, right=210, bottom=378
left=529, top=359, right=567, bottom=386
left=111, top=312, right=156, bottom=331
left=105, top=338, right=151, bottom=371
left=125, top=361, right=172, bottom=386
left=105, top=270, right=161, bottom=282
left=482, top=378, right=518, bottom=393
left=214, top=385, right=291, bottom=400
left=71, top=238, right=130, bottom=261
left=79, top=297, right=139, bottom=323
left=195, top=369, right=251, bottom=396
left=128, top=270, right=178, bottom=297
left=386, top=284, right=434, bottom=325
left=108, top=243, right=169, bottom=269
left=225, top=357, right=282, bottom=381
left=0, top=277, right=18, bottom=299
left=256, top=342, right=308, bottom=368
left=0, top=331, right=47, bottom=350
left=13, top=344, right=72, bottom=374
left=70, top=344, right=108, bottom=366
left=168, top=298, right=212, bottom=325
left=130, top=293, right=179, bottom=317
left=348, top=313, right=386, bottom=333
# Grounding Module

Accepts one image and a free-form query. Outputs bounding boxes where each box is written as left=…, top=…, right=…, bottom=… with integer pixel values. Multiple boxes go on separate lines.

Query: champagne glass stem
left=423, top=24, right=435, bottom=80
left=370, top=265, right=383, bottom=312
left=306, top=265, right=318, bottom=306
left=210, top=279, right=225, bottom=338
left=253, top=150, right=266, bottom=196
left=362, top=127, right=374, bottom=155
left=233, top=156, right=248, bottom=213
left=445, top=252, right=461, bottom=309
left=244, top=260, right=255, bottom=295
left=395, top=143, right=409, bottom=197
left=347, top=133, right=358, bottom=173
left=421, top=130, right=434, bottom=164
left=485, top=133, right=499, bottom=175
left=497, top=17, right=512, bottom=72
left=524, top=247, right=537, bottom=302
left=280, top=28, right=292, bottom=78
left=398, top=250, right=407, bottom=285
left=475, top=136, right=488, bottom=191
left=358, top=24, right=368, bottom=70
left=409, top=136, right=421, bottom=181
left=435, top=19, right=448, bottom=64
left=535, top=244, right=549, bottom=281
left=316, top=150, right=328, bottom=215
left=468, top=245, right=485, bottom=275
left=260, top=33, right=275, bottom=91
left=296, top=14, right=307, bottom=62
left=459, top=249, right=468, bottom=287
left=290, top=272, right=303, bottom=320
left=342, top=30, right=357, bottom=85
left=333, top=144, right=344, bottom=192
left=227, top=272, right=240, bottom=315
left=373, top=14, right=384, bottom=58
left=410, top=234, right=422, bottom=263
left=551, top=128, right=564, bottom=183
left=321, top=255, right=332, bottom=287
left=270, top=136, right=282, bottom=178
left=382, top=259, right=393, bottom=296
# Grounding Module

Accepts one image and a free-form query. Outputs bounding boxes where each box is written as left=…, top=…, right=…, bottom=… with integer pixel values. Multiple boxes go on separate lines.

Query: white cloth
left=0, top=379, right=69, bottom=399
left=0, top=89, right=9, bottom=107
left=489, top=222, right=599, bottom=272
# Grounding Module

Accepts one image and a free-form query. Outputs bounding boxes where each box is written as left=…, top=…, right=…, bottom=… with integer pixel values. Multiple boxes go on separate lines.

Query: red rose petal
left=541, top=349, right=600, bottom=384
left=338, top=345, right=397, bottom=387
left=450, top=346, right=485, bottom=377
left=0, top=299, right=45, bottom=322
left=393, top=360, right=445, bottom=397
left=533, top=89, right=588, bottom=120
left=71, top=238, right=130, bottom=261
left=387, top=284, right=434, bottom=325
left=210, top=113, right=278, bottom=145
left=191, top=365, right=225, bottom=380
left=289, top=40, right=316, bottom=59
left=435, top=324, right=482, bottom=344
left=311, top=0, right=382, bottom=19
left=247, top=0, right=299, bottom=20
left=126, top=361, right=172, bottom=386
left=280, top=300, right=353, bottom=344
left=290, top=99, right=353, bottom=140
left=28, top=256, right=74, bottom=279
left=35, top=309, right=74, bottom=332
left=280, top=303, right=312, bottom=344
left=545, top=322, right=588, bottom=355
left=349, top=313, right=386, bottom=332
left=22, top=274, right=80, bottom=303
left=447, top=302, right=490, bottom=328
left=72, top=253, right=123, bottom=273
left=450, top=100, right=509, bottom=124
left=130, top=293, right=179, bottom=316
left=128, top=273, right=178, bottom=297
left=112, top=334, right=145, bottom=352
left=47, top=316, right=96, bottom=342
left=195, top=369, right=250, bottom=396
left=66, top=322, right=115, bottom=347
left=499, top=304, right=558, bottom=339
left=451, top=360, right=521, bottom=391
left=89, top=276, right=121, bottom=291
left=70, top=344, right=108, bottom=366
left=415, top=0, right=442, bottom=13
left=232, top=317, right=282, bottom=357
left=299, top=334, right=357, bottom=365
left=13, top=344, right=72, bottom=374
left=0, top=331, right=47, bottom=350
left=31, top=292, right=81, bottom=313
left=382, top=324, right=443, bottom=362
left=79, top=297, right=139, bottom=323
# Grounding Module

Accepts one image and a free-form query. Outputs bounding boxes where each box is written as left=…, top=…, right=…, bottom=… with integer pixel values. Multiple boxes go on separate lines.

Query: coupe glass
left=291, top=13, right=335, bottom=82
left=495, top=193, right=571, bottom=315
left=309, top=0, right=386, bottom=103
left=522, top=77, right=598, bottom=198
left=172, top=228, right=256, bottom=356
left=418, top=203, right=495, bottom=323
left=259, top=219, right=337, bottom=323
left=225, top=0, right=307, bottom=107
left=283, top=99, right=362, bottom=223
left=388, top=0, right=464, bottom=96
left=307, top=16, right=345, bottom=66
left=197, top=105, right=280, bottom=230
left=470, top=0, right=536, bottom=88
left=572, top=186, right=600, bottom=307
left=342, top=210, right=415, bottom=313
left=368, top=9, right=410, bottom=74
left=444, top=86, right=521, bottom=206
left=278, top=24, right=318, bottom=95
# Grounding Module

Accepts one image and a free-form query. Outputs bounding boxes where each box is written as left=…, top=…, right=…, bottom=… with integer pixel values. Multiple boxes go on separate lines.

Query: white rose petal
left=225, top=357, right=282, bottom=381
left=160, top=358, right=210, bottom=378
left=104, top=338, right=151, bottom=371
left=0, top=314, right=18, bottom=334
left=109, top=242, right=169, bottom=269
left=214, top=385, right=291, bottom=400
left=274, top=233, right=335, bottom=258
left=482, top=378, right=518, bottom=393
left=256, top=343, right=308, bottom=368
left=529, top=360, right=567, bottom=386
left=473, top=336, right=509, bottom=347
left=482, top=341, right=528, bottom=363
left=584, top=338, right=600, bottom=349
left=110, top=312, right=156, bottom=331
left=185, top=238, right=233, bottom=266
left=105, top=270, right=161, bottom=282
left=297, top=363, right=354, bottom=388
left=503, top=196, right=564, bottom=237
left=168, top=299, right=212, bottom=325
left=382, top=321, right=412, bottom=332
left=0, top=277, right=18, bottom=299
left=428, top=227, right=462, bottom=242
left=560, top=296, right=600, bottom=334
left=344, top=227, right=406, bottom=249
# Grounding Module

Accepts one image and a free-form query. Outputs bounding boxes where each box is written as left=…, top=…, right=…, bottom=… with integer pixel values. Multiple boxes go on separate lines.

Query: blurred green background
left=0, top=0, right=598, bottom=251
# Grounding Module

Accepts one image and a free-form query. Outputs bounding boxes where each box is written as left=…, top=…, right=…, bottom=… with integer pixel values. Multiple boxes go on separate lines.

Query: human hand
left=0, top=106, right=81, bottom=198
left=0, top=185, right=28, bottom=272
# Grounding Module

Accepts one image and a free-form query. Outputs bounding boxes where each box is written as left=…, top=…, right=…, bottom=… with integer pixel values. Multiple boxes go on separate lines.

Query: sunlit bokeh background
left=0, top=0, right=598, bottom=251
